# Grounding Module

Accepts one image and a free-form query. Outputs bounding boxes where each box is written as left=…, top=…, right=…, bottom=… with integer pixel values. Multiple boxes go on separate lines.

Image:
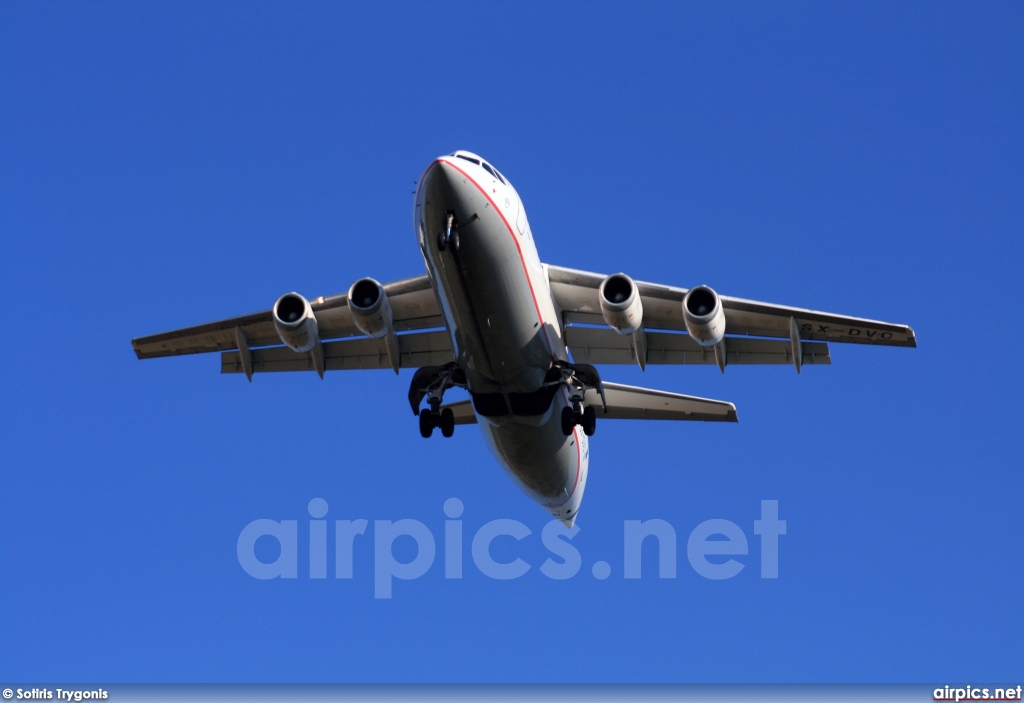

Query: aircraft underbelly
left=416, top=157, right=587, bottom=522
left=420, top=169, right=550, bottom=392
left=479, top=393, right=586, bottom=507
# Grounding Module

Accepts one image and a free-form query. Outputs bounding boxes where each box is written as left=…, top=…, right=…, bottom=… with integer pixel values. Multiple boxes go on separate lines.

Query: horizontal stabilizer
left=583, top=382, right=738, bottom=422
left=442, top=399, right=478, bottom=425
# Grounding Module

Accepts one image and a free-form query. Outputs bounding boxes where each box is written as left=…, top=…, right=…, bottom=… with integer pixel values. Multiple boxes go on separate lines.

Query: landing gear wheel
left=437, top=230, right=447, bottom=252
left=450, top=229, right=459, bottom=252
left=440, top=407, right=455, bottom=438
left=582, top=405, right=596, bottom=436
left=419, top=408, right=435, bottom=438
left=561, top=406, right=575, bottom=436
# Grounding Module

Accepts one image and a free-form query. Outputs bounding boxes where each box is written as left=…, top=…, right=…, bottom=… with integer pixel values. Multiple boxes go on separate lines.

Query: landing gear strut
left=437, top=212, right=459, bottom=252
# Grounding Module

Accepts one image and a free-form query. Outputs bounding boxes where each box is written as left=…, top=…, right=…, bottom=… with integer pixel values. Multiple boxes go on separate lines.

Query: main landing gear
left=409, top=360, right=605, bottom=439
left=419, top=402, right=455, bottom=438
left=552, top=361, right=604, bottom=438
left=437, top=211, right=459, bottom=252
left=562, top=403, right=597, bottom=437
left=409, top=362, right=467, bottom=439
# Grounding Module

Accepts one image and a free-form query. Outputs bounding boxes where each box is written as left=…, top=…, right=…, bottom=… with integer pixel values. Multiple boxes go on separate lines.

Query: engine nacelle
left=599, top=273, right=644, bottom=335
left=272, top=292, right=320, bottom=353
left=347, top=277, right=394, bottom=339
left=682, top=285, right=726, bottom=347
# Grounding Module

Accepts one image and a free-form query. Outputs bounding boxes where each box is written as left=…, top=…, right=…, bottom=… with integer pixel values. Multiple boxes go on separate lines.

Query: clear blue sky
left=1, top=1, right=1021, bottom=684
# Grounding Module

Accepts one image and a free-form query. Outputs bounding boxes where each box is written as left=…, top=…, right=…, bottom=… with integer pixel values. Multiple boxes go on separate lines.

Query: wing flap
left=584, top=382, right=737, bottom=422
left=566, top=327, right=830, bottom=366
left=221, top=331, right=453, bottom=374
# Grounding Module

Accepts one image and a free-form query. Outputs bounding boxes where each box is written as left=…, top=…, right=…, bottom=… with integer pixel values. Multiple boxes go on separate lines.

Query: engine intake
left=599, top=273, right=643, bottom=335
left=348, top=277, right=394, bottom=339
left=682, top=285, right=725, bottom=347
left=273, top=292, right=320, bottom=352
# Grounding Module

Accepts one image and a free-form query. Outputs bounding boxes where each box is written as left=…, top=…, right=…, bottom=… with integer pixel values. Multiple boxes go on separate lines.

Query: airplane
left=132, top=150, right=916, bottom=526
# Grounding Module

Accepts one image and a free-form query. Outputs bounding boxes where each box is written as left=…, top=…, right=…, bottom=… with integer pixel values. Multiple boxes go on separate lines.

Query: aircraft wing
left=132, top=273, right=452, bottom=374
left=584, top=382, right=737, bottom=422
left=546, top=264, right=916, bottom=368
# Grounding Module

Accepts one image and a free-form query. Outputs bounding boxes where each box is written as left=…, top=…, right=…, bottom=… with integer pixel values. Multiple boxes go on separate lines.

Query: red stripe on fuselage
left=435, top=159, right=557, bottom=361
left=550, top=423, right=582, bottom=508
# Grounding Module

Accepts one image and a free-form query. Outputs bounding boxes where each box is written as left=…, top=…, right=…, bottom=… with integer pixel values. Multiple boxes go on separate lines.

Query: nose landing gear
left=437, top=211, right=459, bottom=252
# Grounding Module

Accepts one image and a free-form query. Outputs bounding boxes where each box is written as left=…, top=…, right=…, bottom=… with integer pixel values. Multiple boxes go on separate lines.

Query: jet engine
left=272, top=292, right=320, bottom=352
left=348, top=277, right=394, bottom=339
left=682, top=285, right=726, bottom=347
left=598, top=273, right=643, bottom=335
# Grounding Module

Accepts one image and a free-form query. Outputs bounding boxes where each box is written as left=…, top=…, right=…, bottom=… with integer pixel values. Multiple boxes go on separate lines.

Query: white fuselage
left=414, top=152, right=588, bottom=525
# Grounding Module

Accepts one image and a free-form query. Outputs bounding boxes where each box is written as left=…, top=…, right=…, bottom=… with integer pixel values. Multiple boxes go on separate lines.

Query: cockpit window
left=456, top=154, right=480, bottom=166
left=482, top=162, right=507, bottom=185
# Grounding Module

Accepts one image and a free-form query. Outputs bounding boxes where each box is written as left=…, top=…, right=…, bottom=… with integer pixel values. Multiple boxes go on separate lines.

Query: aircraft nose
left=433, top=159, right=471, bottom=201
left=421, top=159, right=453, bottom=202
left=422, top=158, right=479, bottom=221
